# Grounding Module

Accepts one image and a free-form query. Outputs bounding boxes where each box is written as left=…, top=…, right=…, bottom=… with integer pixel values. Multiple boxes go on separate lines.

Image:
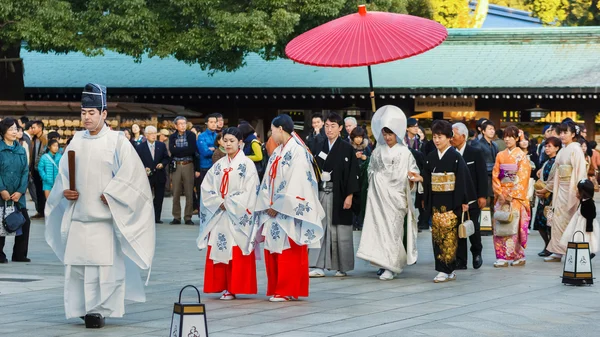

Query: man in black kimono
left=423, top=120, right=475, bottom=283
left=309, top=112, right=360, bottom=278
left=452, top=123, right=488, bottom=270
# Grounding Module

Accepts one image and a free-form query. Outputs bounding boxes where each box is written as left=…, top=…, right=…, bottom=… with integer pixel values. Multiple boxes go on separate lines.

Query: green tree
left=0, top=0, right=433, bottom=100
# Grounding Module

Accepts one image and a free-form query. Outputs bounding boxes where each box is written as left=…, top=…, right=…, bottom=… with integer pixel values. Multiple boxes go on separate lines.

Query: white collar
left=456, top=143, right=466, bottom=156
left=437, top=146, right=451, bottom=160
left=328, top=137, right=338, bottom=151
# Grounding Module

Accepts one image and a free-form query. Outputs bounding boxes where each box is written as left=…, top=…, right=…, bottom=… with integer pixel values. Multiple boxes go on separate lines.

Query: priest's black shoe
left=0, top=258, right=7, bottom=264
left=170, top=219, right=181, bottom=225
left=473, top=255, right=483, bottom=269
left=156, top=220, right=164, bottom=224
left=84, top=314, right=105, bottom=328
left=12, top=257, right=31, bottom=262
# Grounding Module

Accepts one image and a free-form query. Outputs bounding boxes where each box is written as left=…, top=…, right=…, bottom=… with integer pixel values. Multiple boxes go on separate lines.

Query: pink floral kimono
left=492, top=147, right=532, bottom=260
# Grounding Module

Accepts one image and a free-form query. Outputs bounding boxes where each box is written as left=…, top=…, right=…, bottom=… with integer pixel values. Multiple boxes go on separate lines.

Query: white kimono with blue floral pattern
left=253, top=136, right=325, bottom=254
left=198, top=150, right=260, bottom=264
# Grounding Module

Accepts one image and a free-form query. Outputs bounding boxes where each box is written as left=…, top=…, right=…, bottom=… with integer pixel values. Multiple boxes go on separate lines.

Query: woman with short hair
left=0, top=118, right=31, bottom=263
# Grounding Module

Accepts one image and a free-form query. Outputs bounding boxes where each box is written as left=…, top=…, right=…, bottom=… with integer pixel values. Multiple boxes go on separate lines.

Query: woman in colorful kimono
left=253, top=114, right=324, bottom=302
left=491, top=126, right=532, bottom=268
left=533, top=136, right=561, bottom=257
left=198, top=127, right=259, bottom=300
left=422, top=120, right=473, bottom=283
left=537, top=121, right=587, bottom=262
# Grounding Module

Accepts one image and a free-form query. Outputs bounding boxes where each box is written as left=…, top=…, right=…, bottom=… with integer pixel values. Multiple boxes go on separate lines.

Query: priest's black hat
left=81, top=83, right=107, bottom=111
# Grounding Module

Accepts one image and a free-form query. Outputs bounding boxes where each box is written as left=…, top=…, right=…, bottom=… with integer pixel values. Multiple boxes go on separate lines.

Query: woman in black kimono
left=423, top=120, right=474, bottom=283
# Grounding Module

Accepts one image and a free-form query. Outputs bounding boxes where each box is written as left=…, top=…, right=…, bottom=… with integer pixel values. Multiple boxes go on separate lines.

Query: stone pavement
left=1, top=198, right=600, bottom=337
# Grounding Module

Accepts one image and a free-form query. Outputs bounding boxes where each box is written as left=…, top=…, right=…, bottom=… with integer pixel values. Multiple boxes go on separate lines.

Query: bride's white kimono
left=357, top=142, right=419, bottom=274
left=45, top=125, right=155, bottom=319
left=198, top=150, right=260, bottom=262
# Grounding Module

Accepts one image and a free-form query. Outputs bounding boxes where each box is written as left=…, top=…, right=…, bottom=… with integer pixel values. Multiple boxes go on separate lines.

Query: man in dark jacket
left=169, top=116, right=199, bottom=225
left=306, top=113, right=326, bottom=155
left=452, top=123, right=488, bottom=269
left=309, top=112, right=360, bottom=278
left=472, top=120, right=498, bottom=205
left=137, top=126, right=170, bottom=224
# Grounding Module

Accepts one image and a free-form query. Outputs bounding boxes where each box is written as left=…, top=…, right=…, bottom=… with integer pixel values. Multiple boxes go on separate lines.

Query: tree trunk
left=0, top=41, right=25, bottom=100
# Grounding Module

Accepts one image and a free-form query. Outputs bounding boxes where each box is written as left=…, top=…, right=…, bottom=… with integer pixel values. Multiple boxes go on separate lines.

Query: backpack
left=253, top=139, right=269, bottom=180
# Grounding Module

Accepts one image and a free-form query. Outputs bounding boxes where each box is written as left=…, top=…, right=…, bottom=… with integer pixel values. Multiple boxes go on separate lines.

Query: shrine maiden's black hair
left=431, top=120, right=453, bottom=138
left=577, top=179, right=595, bottom=200
left=222, top=127, right=243, bottom=141
left=272, top=114, right=294, bottom=134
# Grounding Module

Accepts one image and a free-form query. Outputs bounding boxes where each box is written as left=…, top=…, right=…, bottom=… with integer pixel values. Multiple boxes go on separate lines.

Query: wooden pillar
left=489, top=108, right=502, bottom=128
left=583, top=109, right=596, bottom=141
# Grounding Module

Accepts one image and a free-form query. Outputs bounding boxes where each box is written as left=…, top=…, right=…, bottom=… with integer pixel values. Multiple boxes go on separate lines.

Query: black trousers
left=456, top=207, right=483, bottom=266
left=149, top=176, right=166, bottom=222
left=0, top=209, right=31, bottom=260
left=32, top=170, right=45, bottom=215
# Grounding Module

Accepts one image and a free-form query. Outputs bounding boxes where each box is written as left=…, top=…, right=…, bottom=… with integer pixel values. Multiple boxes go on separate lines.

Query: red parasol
left=285, top=5, right=448, bottom=112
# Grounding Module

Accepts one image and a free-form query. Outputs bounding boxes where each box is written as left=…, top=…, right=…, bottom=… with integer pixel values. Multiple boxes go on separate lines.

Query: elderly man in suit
left=451, top=123, right=488, bottom=270
left=137, top=126, right=170, bottom=223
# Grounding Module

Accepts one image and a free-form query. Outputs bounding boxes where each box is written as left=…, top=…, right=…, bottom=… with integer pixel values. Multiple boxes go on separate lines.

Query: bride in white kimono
left=45, top=83, right=155, bottom=328
left=198, top=127, right=259, bottom=300
left=357, top=105, right=421, bottom=281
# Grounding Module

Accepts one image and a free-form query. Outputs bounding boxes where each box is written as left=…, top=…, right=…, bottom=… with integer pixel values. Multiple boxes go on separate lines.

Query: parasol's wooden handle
left=68, top=150, right=76, bottom=190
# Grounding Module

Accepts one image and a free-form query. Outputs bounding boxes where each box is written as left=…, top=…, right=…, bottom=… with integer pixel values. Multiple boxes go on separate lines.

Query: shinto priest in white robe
left=253, top=133, right=325, bottom=253
left=356, top=105, right=419, bottom=274
left=198, top=150, right=260, bottom=262
left=45, top=125, right=155, bottom=319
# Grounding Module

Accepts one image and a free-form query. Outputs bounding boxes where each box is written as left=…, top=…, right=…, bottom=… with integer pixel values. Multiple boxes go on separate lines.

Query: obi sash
left=499, top=163, right=518, bottom=183
left=431, top=172, right=455, bottom=192
left=558, top=164, right=572, bottom=182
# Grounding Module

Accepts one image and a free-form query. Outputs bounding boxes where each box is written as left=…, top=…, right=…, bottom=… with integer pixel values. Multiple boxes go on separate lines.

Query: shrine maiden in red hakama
left=198, top=128, right=259, bottom=300
left=252, top=115, right=324, bottom=302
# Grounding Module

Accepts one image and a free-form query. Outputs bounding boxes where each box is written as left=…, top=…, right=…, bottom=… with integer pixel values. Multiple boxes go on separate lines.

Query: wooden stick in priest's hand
left=63, top=150, right=79, bottom=201
left=68, top=150, right=76, bottom=190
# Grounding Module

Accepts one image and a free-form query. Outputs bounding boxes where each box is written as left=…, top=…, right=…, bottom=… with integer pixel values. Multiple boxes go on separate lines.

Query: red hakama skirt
left=204, top=245, right=257, bottom=295
left=264, top=238, right=309, bottom=298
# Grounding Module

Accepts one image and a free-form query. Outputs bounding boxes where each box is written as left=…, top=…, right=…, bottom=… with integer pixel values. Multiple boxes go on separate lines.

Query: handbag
left=459, top=211, right=475, bottom=239
left=2, top=201, right=26, bottom=234
left=493, top=203, right=520, bottom=237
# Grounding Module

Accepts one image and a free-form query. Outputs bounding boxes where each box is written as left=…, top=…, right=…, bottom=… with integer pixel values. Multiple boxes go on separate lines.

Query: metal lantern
left=170, top=285, right=209, bottom=337
left=562, top=231, right=594, bottom=286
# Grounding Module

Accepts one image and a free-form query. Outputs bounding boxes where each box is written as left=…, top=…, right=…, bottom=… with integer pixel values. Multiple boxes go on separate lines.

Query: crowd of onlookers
left=1, top=112, right=599, bottom=267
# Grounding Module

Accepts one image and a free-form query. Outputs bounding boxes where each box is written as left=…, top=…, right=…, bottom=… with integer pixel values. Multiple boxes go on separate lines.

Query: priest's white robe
left=198, top=150, right=260, bottom=262
left=45, top=125, right=155, bottom=319
left=356, top=141, right=419, bottom=274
